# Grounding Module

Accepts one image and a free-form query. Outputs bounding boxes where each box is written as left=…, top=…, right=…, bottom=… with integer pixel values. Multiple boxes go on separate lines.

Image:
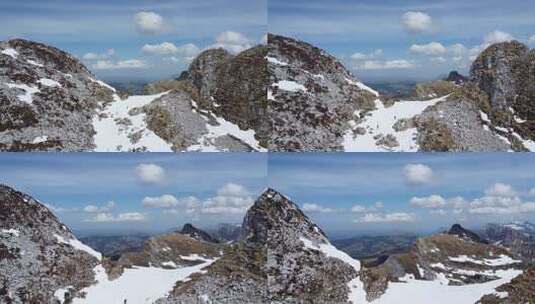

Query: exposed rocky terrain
left=208, top=223, right=243, bottom=242
left=483, top=222, right=535, bottom=264
left=333, top=234, right=418, bottom=260
left=0, top=184, right=101, bottom=303
left=0, top=39, right=267, bottom=152
left=178, top=223, right=220, bottom=243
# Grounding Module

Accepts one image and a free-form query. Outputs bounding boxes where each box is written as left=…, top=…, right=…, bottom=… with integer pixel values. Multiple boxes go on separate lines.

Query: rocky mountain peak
left=241, top=188, right=326, bottom=244
left=179, top=223, right=219, bottom=243
left=445, top=70, right=468, bottom=84
left=447, top=223, right=489, bottom=244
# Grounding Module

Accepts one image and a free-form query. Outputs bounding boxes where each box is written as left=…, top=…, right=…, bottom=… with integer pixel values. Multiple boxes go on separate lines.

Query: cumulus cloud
left=141, top=42, right=200, bottom=59
left=404, top=164, right=434, bottom=185
left=410, top=195, right=446, bottom=209
left=401, top=11, right=434, bottom=34
left=529, top=35, right=535, bottom=47
left=302, top=203, right=336, bottom=213
left=134, top=11, right=164, bottom=35
left=84, top=201, right=116, bottom=213
left=484, top=30, right=514, bottom=45
left=351, top=201, right=384, bottom=213
left=430, top=57, right=447, bottom=65
left=135, top=163, right=166, bottom=185
left=410, top=42, right=447, bottom=55
left=83, top=49, right=115, bottom=61
left=354, top=212, right=415, bottom=223
left=356, top=59, right=415, bottom=70
left=143, top=183, right=253, bottom=216
left=484, top=183, right=517, bottom=197
left=210, top=31, right=252, bottom=53
left=92, top=59, right=147, bottom=70
left=86, top=212, right=146, bottom=222
left=351, top=49, right=383, bottom=61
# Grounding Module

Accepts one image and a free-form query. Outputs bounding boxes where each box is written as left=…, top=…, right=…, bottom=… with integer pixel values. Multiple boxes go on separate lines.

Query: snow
left=480, top=111, right=491, bottom=123
left=1, top=48, right=18, bottom=59
left=300, top=237, right=360, bottom=271
left=6, top=83, right=40, bottom=104
left=511, top=132, right=535, bottom=151
left=180, top=254, right=211, bottom=261
left=504, top=224, right=524, bottom=231
left=54, top=286, right=72, bottom=303
left=89, top=77, right=116, bottom=92
left=266, top=56, right=288, bottom=66
left=54, top=234, right=102, bottom=261
left=71, top=258, right=216, bottom=304
left=186, top=109, right=266, bottom=152
left=38, top=78, right=61, bottom=87
left=161, top=261, right=177, bottom=268
left=343, top=95, right=447, bottom=152
left=448, top=254, right=521, bottom=266
left=27, top=59, right=44, bottom=67
left=362, top=269, right=522, bottom=304
left=345, top=77, right=379, bottom=97
left=272, top=80, right=307, bottom=92
left=32, top=135, right=48, bottom=144
left=1, top=228, right=20, bottom=237
left=92, top=92, right=173, bottom=152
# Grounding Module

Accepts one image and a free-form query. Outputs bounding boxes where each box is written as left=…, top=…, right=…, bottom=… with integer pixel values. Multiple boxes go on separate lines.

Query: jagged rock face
left=180, top=223, right=219, bottom=243
left=361, top=233, right=523, bottom=302
left=0, top=39, right=114, bottom=151
left=471, top=41, right=535, bottom=142
left=445, top=71, right=468, bottom=85
left=159, top=188, right=360, bottom=303
left=268, top=33, right=377, bottom=151
left=178, top=46, right=270, bottom=146
left=484, top=222, right=535, bottom=264
left=448, top=224, right=489, bottom=244
left=0, top=184, right=100, bottom=303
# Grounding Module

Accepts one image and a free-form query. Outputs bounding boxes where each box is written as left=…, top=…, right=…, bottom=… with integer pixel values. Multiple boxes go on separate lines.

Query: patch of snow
left=92, top=92, right=173, bottom=152
left=89, top=77, right=116, bottom=92
left=267, top=89, right=274, bottom=101
left=161, top=261, right=177, bottom=268
left=266, top=56, right=288, bottom=66
left=511, top=132, right=535, bottom=151
left=27, top=59, right=44, bottom=67
left=272, top=80, right=307, bottom=92
left=1, top=48, right=18, bottom=59
left=1, top=228, right=20, bottom=237
left=54, top=234, right=102, bottom=261
left=480, top=111, right=491, bottom=123
left=72, top=258, right=216, bottom=304
left=300, top=237, right=360, bottom=272
left=31, top=135, right=48, bottom=144
left=343, top=95, right=447, bottom=152
left=180, top=254, right=210, bottom=262
left=6, top=83, right=40, bottom=104
left=54, top=286, right=73, bottom=302
left=345, top=77, right=379, bottom=97
left=187, top=111, right=266, bottom=152
left=448, top=254, right=520, bottom=266
left=38, top=78, right=61, bottom=87
left=366, top=269, right=521, bottom=304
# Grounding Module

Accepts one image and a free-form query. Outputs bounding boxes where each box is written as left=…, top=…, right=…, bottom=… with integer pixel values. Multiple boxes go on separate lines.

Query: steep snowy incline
left=343, top=96, right=447, bottom=152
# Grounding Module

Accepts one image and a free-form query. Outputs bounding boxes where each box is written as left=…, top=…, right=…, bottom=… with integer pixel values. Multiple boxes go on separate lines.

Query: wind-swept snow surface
left=70, top=259, right=216, bottom=304
left=92, top=92, right=173, bottom=152
left=343, top=96, right=447, bottom=152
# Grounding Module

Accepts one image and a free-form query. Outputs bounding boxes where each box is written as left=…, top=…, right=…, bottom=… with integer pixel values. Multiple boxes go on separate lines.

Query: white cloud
left=44, top=204, right=78, bottom=213
left=410, top=195, right=446, bottom=209
left=84, top=201, right=116, bottom=213
left=356, top=59, right=415, bottom=70
left=87, top=212, right=146, bottom=222
left=430, top=57, right=447, bottom=65
left=302, top=203, right=335, bottom=213
left=351, top=49, right=383, bottom=61
left=134, top=11, right=164, bottom=35
left=404, top=164, right=434, bottom=185
left=355, top=212, right=415, bottom=223
left=200, top=183, right=253, bottom=214
left=528, top=188, right=535, bottom=197
left=141, top=42, right=200, bottom=58
left=135, top=163, right=166, bottom=185
left=92, top=59, right=147, bottom=70
left=210, top=31, right=252, bottom=53
left=260, top=34, right=268, bottom=45
left=529, top=35, right=535, bottom=47
left=410, top=42, right=447, bottom=55
left=430, top=209, right=447, bottom=215
left=484, top=30, right=514, bottom=45
left=83, top=49, right=115, bottom=61
left=401, top=11, right=434, bottom=34
left=351, top=201, right=384, bottom=213
left=484, top=183, right=517, bottom=197
left=450, top=43, right=467, bottom=57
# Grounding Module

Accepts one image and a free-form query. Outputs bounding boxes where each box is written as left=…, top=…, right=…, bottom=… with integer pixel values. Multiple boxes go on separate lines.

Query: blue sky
left=1, top=153, right=534, bottom=238
left=0, top=0, right=266, bottom=81
left=269, top=0, right=535, bottom=82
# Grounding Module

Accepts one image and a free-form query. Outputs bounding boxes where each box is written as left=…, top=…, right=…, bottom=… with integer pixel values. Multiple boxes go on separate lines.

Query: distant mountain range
left=2, top=184, right=534, bottom=303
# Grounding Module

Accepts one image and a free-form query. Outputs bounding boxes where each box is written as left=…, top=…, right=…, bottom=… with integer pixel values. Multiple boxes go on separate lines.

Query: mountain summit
left=447, top=223, right=489, bottom=244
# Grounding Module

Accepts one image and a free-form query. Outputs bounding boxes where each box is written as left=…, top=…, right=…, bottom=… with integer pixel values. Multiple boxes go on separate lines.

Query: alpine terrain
left=267, top=34, right=535, bottom=152
left=2, top=184, right=533, bottom=303
left=0, top=39, right=267, bottom=152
